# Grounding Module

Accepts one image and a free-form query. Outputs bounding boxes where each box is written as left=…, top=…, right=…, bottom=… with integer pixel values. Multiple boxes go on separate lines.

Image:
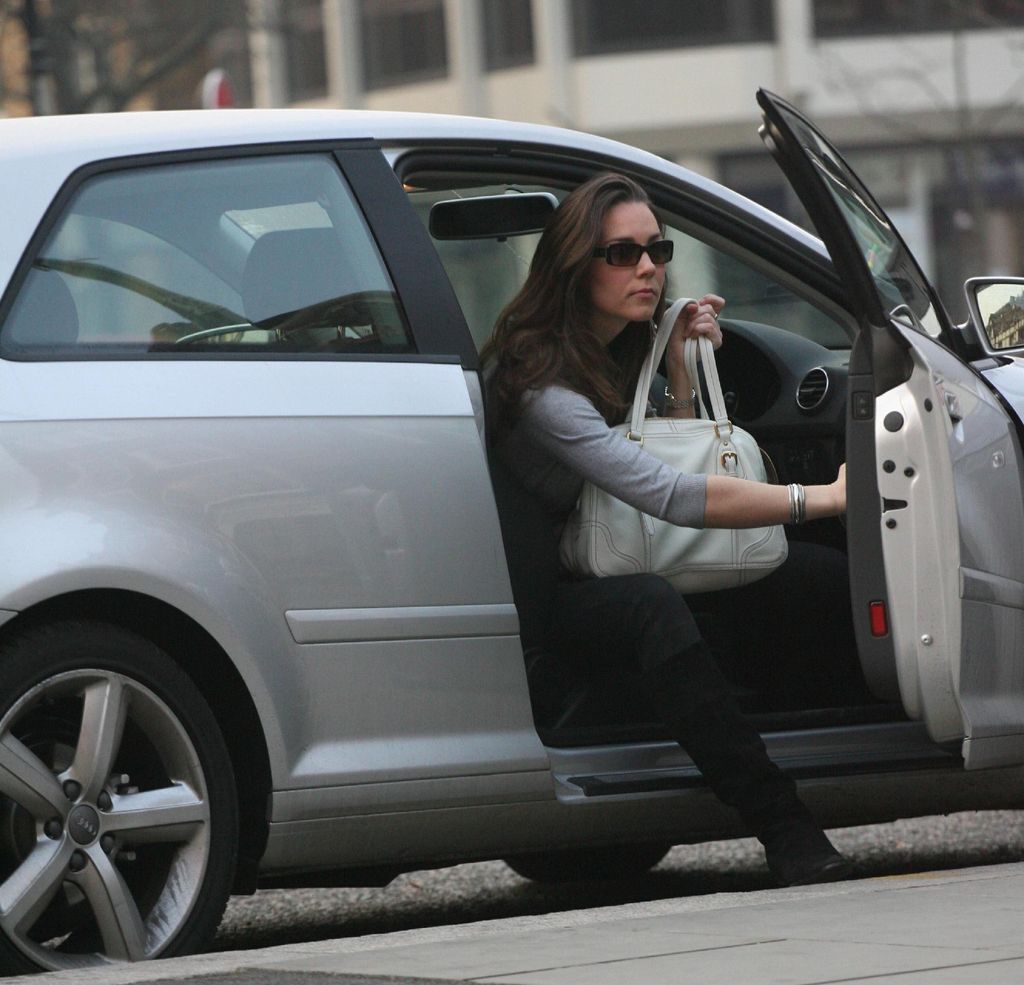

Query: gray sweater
left=498, top=384, right=707, bottom=529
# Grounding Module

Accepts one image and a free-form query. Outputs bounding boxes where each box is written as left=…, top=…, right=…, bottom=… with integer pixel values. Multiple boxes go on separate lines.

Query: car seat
left=2, top=268, right=80, bottom=349
left=241, top=227, right=367, bottom=344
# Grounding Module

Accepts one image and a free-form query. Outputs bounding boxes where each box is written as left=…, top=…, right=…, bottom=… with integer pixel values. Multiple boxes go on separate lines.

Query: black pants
left=548, top=540, right=869, bottom=711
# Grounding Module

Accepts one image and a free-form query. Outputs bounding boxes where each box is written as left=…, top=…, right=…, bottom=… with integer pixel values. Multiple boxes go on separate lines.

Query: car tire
left=0, top=620, right=238, bottom=973
left=504, top=843, right=672, bottom=883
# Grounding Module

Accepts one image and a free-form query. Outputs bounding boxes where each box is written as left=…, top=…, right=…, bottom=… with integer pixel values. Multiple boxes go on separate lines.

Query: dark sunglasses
left=592, top=239, right=674, bottom=266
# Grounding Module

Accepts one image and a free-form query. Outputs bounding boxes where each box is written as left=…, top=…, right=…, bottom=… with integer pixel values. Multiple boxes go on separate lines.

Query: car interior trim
left=961, top=567, right=1024, bottom=610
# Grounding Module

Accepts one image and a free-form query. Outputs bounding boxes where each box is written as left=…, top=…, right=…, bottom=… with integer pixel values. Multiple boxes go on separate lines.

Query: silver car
left=0, top=90, right=1022, bottom=973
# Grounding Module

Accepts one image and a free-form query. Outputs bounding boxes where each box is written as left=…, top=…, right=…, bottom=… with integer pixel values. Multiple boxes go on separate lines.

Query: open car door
left=758, top=89, right=1024, bottom=769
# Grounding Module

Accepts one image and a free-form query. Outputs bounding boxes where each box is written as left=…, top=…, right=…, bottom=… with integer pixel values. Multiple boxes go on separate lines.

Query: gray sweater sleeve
left=519, top=385, right=707, bottom=529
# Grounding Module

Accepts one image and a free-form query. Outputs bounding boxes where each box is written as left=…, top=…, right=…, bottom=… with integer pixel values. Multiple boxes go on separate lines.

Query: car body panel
left=259, top=759, right=1024, bottom=875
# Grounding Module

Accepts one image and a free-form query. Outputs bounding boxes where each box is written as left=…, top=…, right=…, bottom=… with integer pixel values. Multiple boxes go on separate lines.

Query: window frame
left=482, top=0, right=535, bottom=71
left=0, top=140, right=476, bottom=368
left=360, top=0, right=449, bottom=92
left=813, top=0, right=1024, bottom=37
left=394, top=146, right=856, bottom=352
left=284, top=0, right=329, bottom=102
left=571, top=0, right=775, bottom=57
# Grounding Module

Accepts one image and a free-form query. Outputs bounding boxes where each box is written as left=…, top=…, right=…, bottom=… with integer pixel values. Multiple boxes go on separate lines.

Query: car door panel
left=758, top=88, right=1024, bottom=766
left=0, top=144, right=549, bottom=813
left=0, top=358, right=548, bottom=789
left=873, top=331, right=963, bottom=738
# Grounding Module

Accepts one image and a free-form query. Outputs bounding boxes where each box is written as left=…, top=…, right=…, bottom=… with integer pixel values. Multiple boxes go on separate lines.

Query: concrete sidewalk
left=36, top=862, right=1024, bottom=985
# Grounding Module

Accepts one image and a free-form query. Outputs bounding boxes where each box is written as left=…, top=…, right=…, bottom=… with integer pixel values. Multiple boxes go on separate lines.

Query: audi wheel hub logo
left=68, top=805, right=100, bottom=845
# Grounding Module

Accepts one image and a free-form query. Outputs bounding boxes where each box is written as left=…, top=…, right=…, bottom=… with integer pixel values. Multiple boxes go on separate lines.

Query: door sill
left=539, top=701, right=905, bottom=749
left=565, top=746, right=959, bottom=798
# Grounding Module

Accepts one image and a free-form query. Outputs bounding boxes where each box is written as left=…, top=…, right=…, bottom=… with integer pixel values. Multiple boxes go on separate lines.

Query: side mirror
left=965, top=276, right=1024, bottom=352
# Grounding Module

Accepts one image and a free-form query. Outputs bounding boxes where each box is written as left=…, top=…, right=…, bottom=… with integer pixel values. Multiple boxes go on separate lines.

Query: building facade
left=250, top=0, right=1024, bottom=319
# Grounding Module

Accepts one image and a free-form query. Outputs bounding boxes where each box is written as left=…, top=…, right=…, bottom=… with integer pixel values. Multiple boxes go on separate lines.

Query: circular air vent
left=796, top=367, right=830, bottom=412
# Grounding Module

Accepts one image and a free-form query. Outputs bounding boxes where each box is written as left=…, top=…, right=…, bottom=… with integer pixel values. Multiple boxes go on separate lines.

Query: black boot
left=641, top=643, right=852, bottom=886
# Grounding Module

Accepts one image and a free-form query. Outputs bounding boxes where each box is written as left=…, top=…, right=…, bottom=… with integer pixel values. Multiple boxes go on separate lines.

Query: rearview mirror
left=428, top=192, right=557, bottom=241
left=965, top=277, right=1024, bottom=351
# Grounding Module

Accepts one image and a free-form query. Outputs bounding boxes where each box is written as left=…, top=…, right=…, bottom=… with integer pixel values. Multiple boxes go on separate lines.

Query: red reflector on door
left=868, top=601, right=889, bottom=638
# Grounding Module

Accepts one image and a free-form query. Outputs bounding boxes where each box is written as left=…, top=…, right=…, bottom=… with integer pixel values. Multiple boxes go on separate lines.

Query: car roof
left=0, top=109, right=827, bottom=294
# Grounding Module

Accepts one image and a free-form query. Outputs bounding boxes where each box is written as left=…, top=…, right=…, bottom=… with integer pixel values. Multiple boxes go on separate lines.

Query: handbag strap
left=628, top=296, right=693, bottom=437
left=683, top=335, right=731, bottom=428
left=627, top=297, right=732, bottom=437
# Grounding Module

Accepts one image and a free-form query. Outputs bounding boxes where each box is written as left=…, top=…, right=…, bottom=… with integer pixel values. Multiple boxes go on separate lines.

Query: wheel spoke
left=0, top=733, right=66, bottom=820
left=0, top=840, right=72, bottom=937
left=71, top=678, right=128, bottom=801
left=103, top=784, right=207, bottom=844
left=73, top=849, right=147, bottom=961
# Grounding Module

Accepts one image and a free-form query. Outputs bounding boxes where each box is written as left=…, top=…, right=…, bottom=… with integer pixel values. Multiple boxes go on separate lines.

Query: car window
left=760, top=94, right=943, bottom=340
left=408, top=178, right=848, bottom=352
left=662, top=224, right=849, bottom=348
left=2, top=154, right=413, bottom=356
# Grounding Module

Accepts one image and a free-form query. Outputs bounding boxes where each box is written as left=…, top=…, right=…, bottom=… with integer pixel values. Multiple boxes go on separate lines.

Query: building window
left=571, top=0, right=773, bottom=57
left=482, top=0, right=534, bottom=70
left=285, top=0, right=327, bottom=102
left=814, top=0, right=1024, bottom=37
left=361, top=0, right=448, bottom=90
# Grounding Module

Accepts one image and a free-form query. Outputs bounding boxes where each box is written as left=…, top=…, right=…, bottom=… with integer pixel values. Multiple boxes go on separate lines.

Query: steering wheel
left=172, top=323, right=256, bottom=345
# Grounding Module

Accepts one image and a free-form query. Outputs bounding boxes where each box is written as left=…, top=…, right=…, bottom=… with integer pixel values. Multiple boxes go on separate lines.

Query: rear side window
left=2, top=154, right=413, bottom=357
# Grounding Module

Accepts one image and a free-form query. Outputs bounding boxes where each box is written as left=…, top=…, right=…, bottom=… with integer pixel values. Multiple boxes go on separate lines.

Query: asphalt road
left=213, top=810, right=1024, bottom=953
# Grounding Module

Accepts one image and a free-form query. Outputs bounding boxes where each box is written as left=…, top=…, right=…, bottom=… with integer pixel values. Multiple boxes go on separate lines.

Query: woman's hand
left=663, top=294, right=725, bottom=408
left=704, top=463, right=848, bottom=529
left=675, top=293, right=724, bottom=344
left=666, top=293, right=724, bottom=363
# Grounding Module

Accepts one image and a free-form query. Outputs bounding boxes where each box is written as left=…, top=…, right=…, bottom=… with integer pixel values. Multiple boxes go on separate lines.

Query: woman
left=483, top=172, right=852, bottom=886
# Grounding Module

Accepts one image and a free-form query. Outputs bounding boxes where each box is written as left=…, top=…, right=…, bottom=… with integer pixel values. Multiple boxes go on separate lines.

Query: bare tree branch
left=2, top=0, right=246, bottom=115
left=72, top=7, right=226, bottom=113
left=821, top=52, right=952, bottom=144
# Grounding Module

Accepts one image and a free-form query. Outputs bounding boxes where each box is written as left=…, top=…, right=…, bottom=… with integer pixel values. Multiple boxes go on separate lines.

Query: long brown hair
left=482, top=172, right=667, bottom=439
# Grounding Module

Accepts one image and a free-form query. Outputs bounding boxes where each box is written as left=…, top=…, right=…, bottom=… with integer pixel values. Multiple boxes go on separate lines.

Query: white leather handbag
left=559, top=297, right=788, bottom=593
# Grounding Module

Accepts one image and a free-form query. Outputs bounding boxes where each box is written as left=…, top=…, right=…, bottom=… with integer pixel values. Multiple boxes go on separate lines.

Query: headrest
left=3, top=268, right=80, bottom=348
left=241, top=228, right=354, bottom=329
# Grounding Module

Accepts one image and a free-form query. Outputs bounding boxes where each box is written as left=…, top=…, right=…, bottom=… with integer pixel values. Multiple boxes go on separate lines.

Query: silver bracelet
left=664, top=386, right=696, bottom=411
left=787, top=483, right=806, bottom=525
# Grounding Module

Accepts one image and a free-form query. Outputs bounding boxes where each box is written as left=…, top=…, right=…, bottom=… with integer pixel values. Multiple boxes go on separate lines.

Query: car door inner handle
left=944, top=390, right=963, bottom=423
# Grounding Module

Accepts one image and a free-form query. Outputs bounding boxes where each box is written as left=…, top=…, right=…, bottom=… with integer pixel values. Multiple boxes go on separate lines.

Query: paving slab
left=32, top=862, right=1024, bottom=985
left=857, top=957, right=1024, bottom=984
left=142, top=976, right=454, bottom=985
left=474, top=943, right=1024, bottom=985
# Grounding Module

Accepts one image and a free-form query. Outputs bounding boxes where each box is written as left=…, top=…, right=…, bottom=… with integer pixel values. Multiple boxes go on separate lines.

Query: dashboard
left=695, top=318, right=849, bottom=487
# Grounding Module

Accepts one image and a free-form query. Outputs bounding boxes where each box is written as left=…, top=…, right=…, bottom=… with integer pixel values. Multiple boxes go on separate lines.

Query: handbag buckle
left=721, top=450, right=739, bottom=474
